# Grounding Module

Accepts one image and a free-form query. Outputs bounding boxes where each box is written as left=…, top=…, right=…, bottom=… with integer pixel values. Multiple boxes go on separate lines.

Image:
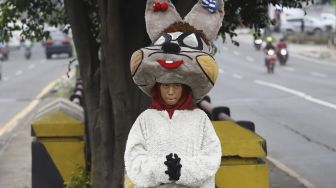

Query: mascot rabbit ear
left=184, top=0, right=225, bottom=42
left=145, top=0, right=182, bottom=42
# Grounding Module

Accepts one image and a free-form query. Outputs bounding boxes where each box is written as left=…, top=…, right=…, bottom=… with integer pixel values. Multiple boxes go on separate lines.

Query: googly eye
left=154, top=36, right=166, bottom=45
left=182, top=33, right=199, bottom=48
left=169, top=32, right=183, bottom=40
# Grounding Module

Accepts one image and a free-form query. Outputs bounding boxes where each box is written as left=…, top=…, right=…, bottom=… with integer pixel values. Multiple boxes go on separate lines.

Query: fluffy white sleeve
left=177, top=114, right=222, bottom=187
left=124, top=113, right=170, bottom=187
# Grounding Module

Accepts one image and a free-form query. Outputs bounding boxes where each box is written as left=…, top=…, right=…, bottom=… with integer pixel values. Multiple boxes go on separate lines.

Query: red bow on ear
left=153, top=1, right=169, bottom=12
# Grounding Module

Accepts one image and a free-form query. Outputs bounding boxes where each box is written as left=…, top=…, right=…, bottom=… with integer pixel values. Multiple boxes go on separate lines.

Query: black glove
left=164, top=153, right=182, bottom=181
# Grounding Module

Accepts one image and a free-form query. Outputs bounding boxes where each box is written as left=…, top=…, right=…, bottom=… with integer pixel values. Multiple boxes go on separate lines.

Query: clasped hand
left=164, top=153, right=182, bottom=181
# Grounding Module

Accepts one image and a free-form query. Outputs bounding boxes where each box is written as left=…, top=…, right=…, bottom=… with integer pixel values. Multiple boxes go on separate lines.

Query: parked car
left=281, top=16, right=331, bottom=35
left=0, top=42, right=9, bottom=61
left=45, top=31, right=73, bottom=59
left=320, top=13, right=336, bottom=21
left=320, top=13, right=336, bottom=32
left=7, top=31, right=22, bottom=49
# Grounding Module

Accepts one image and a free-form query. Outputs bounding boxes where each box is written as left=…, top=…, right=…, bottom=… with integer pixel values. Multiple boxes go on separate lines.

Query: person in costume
left=124, top=0, right=225, bottom=187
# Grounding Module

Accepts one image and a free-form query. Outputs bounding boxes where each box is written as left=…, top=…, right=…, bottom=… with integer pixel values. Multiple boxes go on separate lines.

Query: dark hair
left=162, top=22, right=209, bottom=45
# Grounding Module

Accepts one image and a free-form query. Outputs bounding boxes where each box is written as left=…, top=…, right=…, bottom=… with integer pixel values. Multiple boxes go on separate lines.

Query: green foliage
left=0, top=0, right=67, bottom=42
left=83, top=0, right=100, bottom=42
left=0, top=0, right=101, bottom=43
left=64, top=165, right=92, bottom=188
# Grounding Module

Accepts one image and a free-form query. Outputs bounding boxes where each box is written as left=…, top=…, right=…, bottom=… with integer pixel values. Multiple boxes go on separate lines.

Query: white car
left=7, top=31, right=22, bottom=49
left=320, top=13, right=336, bottom=32
left=281, top=16, right=330, bottom=35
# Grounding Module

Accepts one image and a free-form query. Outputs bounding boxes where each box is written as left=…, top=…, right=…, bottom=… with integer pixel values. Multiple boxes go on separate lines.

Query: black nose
left=161, top=42, right=181, bottom=54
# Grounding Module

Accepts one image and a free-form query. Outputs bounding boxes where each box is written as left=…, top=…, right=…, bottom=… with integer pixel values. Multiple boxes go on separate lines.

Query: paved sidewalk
left=288, top=43, right=336, bottom=63
left=0, top=98, right=307, bottom=188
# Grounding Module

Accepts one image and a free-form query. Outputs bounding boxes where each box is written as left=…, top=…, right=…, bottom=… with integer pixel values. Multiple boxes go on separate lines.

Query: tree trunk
left=63, top=0, right=100, bottom=181
left=97, top=0, right=150, bottom=187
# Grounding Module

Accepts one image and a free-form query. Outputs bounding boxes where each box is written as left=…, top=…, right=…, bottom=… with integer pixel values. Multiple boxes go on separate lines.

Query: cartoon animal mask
left=130, top=0, right=224, bottom=103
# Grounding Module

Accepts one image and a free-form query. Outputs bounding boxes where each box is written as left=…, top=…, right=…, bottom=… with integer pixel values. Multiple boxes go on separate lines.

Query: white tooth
left=166, top=60, right=173, bottom=64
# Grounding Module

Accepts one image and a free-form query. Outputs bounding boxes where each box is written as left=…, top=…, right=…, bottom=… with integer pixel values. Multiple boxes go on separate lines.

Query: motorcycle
left=254, top=38, right=263, bottom=50
left=0, top=43, right=9, bottom=61
left=23, top=40, right=33, bottom=60
left=265, top=49, right=276, bottom=74
left=25, top=48, right=32, bottom=59
left=277, top=48, right=288, bottom=65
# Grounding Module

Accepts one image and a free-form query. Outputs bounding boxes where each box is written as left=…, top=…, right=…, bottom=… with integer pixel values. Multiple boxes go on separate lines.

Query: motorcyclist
left=263, top=36, right=276, bottom=73
left=264, top=36, right=276, bottom=52
left=276, top=37, right=287, bottom=55
left=275, top=37, right=289, bottom=65
left=23, top=39, right=33, bottom=49
left=276, top=37, right=287, bottom=49
left=253, top=36, right=263, bottom=50
left=23, top=39, right=33, bottom=59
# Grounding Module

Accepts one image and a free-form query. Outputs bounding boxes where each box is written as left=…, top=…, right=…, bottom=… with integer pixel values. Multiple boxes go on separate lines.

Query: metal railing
left=197, top=96, right=255, bottom=132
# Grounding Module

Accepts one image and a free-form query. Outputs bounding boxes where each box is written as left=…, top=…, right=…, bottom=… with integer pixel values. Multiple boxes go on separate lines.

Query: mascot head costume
left=130, top=0, right=224, bottom=103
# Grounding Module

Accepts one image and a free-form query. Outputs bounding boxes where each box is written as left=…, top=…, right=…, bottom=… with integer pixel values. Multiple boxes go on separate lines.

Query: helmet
left=266, top=36, right=273, bottom=43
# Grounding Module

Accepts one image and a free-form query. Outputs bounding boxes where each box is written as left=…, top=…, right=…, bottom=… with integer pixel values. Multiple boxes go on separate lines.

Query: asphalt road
left=209, top=38, right=336, bottom=188
left=0, top=44, right=70, bottom=130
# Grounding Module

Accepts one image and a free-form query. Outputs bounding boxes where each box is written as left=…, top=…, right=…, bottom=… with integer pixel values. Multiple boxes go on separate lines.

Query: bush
left=64, top=165, right=92, bottom=188
left=285, top=32, right=335, bottom=45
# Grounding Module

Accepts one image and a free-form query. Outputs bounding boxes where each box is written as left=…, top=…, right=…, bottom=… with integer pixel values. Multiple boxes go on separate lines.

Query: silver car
left=281, top=16, right=330, bottom=35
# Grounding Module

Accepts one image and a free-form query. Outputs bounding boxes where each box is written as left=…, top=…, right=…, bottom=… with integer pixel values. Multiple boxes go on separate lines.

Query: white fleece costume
left=124, top=108, right=221, bottom=188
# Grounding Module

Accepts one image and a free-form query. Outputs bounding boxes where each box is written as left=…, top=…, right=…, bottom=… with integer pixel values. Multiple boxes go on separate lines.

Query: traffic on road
left=209, top=34, right=336, bottom=188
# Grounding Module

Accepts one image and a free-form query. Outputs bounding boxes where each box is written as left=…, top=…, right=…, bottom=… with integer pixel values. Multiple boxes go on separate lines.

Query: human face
left=159, top=83, right=183, bottom=106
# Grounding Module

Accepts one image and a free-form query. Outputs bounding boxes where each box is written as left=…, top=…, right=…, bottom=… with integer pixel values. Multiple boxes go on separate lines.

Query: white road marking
left=0, top=76, right=61, bottom=138
left=267, top=156, right=316, bottom=188
left=232, top=74, right=243, bottom=79
left=233, top=51, right=240, bottom=56
left=15, top=70, right=23, bottom=76
left=0, top=67, right=77, bottom=140
left=311, top=72, right=327, bottom=78
left=2, top=77, right=9, bottom=81
left=219, top=68, right=224, bottom=74
left=254, top=80, right=336, bottom=110
left=246, top=56, right=254, bottom=62
left=28, top=64, right=36, bottom=70
left=40, top=59, right=46, bottom=64
left=283, top=67, right=295, bottom=72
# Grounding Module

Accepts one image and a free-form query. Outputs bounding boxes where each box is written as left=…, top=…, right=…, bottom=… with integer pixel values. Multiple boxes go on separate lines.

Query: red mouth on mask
left=157, top=59, right=184, bottom=69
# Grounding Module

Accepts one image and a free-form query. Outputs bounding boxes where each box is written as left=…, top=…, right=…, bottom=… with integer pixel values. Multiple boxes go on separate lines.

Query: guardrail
left=197, top=96, right=256, bottom=132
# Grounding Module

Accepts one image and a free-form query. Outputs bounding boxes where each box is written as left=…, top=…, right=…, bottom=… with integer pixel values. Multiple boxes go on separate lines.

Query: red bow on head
left=153, top=1, right=169, bottom=12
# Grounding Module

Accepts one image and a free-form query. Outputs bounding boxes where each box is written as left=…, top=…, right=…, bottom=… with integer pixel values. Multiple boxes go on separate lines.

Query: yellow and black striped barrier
left=124, top=120, right=269, bottom=188
left=31, top=98, right=85, bottom=188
